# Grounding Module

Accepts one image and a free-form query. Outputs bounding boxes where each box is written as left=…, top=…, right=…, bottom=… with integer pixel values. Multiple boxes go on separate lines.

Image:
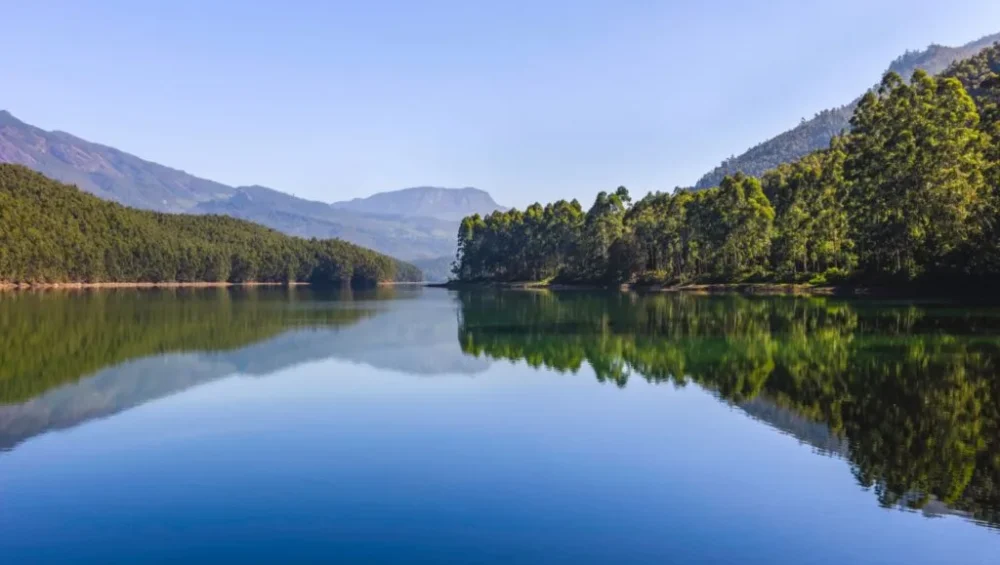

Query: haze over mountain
left=0, top=110, right=504, bottom=261
left=694, top=32, right=1000, bottom=189
left=332, top=186, right=505, bottom=222
left=0, top=110, right=234, bottom=211
left=193, top=185, right=460, bottom=260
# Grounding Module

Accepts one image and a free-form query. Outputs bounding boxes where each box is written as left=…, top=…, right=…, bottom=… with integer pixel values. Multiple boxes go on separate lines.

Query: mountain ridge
left=331, top=186, right=506, bottom=221
left=0, top=111, right=504, bottom=260
left=0, top=110, right=234, bottom=210
left=693, top=31, right=1000, bottom=189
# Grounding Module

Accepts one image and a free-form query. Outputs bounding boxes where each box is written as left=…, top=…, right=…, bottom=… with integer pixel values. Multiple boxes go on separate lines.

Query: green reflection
left=0, top=287, right=387, bottom=403
left=457, top=290, right=1000, bottom=528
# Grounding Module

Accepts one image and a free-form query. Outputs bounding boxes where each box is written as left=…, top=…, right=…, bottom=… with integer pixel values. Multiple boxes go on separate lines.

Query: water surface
left=1, top=288, right=998, bottom=564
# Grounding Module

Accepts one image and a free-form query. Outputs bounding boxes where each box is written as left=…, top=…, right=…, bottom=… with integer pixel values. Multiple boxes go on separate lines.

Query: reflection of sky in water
left=2, top=358, right=998, bottom=565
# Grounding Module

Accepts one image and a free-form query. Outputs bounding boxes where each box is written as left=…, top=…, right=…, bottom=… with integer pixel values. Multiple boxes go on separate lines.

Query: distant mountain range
left=332, top=186, right=504, bottom=222
left=693, top=32, right=1000, bottom=189
left=7, top=31, right=996, bottom=262
left=0, top=109, right=505, bottom=261
left=409, top=256, right=457, bottom=282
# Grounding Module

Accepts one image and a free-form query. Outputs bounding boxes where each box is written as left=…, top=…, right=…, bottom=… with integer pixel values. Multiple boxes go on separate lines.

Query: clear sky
left=2, top=0, right=999, bottom=207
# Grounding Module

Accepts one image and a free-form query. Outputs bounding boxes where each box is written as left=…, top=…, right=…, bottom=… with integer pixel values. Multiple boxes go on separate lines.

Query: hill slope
left=0, top=164, right=421, bottom=284
left=0, top=111, right=503, bottom=259
left=0, top=110, right=234, bottom=211
left=694, top=32, right=1000, bottom=189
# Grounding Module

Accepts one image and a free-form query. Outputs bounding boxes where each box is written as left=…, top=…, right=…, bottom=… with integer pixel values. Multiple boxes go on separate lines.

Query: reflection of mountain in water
left=735, top=397, right=980, bottom=525
left=0, top=288, right=485, bottom=452
left=320, top=290, right=490, bottom=376
left=1, top=352, right=247, bottom=451
left=736, top=397, right=848, bottom=458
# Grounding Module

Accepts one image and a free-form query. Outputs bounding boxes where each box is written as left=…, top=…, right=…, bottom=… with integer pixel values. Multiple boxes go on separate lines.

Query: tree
left=846, top=71, right=990, bottom=278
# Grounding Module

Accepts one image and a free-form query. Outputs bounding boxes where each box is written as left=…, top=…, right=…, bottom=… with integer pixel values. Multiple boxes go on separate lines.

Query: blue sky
left=3, top=0, right=999, bottom=207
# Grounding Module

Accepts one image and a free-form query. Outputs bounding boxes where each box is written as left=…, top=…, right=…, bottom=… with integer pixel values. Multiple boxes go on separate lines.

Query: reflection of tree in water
left=457, top=290, right=1000, bottom=529
left=0, top=287, right=383, bottom=404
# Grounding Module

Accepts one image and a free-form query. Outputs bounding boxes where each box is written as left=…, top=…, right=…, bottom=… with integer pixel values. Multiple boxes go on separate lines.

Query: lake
left=1, top=287, right=998, bottom=564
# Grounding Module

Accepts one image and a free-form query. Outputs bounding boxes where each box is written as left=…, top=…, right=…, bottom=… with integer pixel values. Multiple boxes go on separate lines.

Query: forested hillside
left=0, top=165, right=421, bottom=285
left=454, top=45, right=1000, bottom=287
left=0, top=111, right=504, bottom=260
left=694, top=33, right=1000, bottom=189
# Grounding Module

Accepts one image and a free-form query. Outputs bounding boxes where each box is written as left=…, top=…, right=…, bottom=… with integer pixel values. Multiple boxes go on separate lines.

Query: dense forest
left=0, top=165, right=422, bottom=285
left=455, top=44, right=1000, bottom=287
left=457, top=291, right=1000, bottom=528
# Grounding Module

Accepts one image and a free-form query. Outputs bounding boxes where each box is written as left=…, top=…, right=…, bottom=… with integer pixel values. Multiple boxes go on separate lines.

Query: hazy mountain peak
left=331, top=185, right=505, bottom=221
left=0, top=109, right=22, bottom=125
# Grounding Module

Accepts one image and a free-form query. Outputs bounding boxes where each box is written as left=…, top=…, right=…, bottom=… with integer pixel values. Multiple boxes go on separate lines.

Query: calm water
left=1, top=288, right=999, bottom=564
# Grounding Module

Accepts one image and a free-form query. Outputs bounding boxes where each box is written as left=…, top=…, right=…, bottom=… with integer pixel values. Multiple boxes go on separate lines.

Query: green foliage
left=456, top=46, right=1000, bottom=287
left=0, top=165, right=422, bottom=285
left=942, top=43, right=1000, bottom=274
left=457, top=290, right=1000, bottom=526
left=846, top=71, right=990, bottom=279
left=763, top=141, right=854, bottom=277
left=454, top=199, right=585, bottom=282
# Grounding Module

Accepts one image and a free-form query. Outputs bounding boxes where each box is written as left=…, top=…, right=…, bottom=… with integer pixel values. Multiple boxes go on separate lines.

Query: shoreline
left=427, top=281, right=836, bottom=293
left=636, top=283, right=841, bottom=295
left=426, top=280, right=984, bottom=298
left=425, top=281, right=836, bottom=295
left=0, top=281, right=310, bottom=291
left=0, top=280, right=424, bottom=291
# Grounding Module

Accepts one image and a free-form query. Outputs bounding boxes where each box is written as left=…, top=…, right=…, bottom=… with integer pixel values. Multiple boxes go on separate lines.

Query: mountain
left=0, top=111, right=505, bottom=261
left=332, top=186, right=505, bottom=221
left=0, top=110, right=234, bottom=211
left=195, top=185, right=459, bottom=260
left=693, top=32, right=1000, bottom=189
left=410, top=255, right=456, bottom=282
